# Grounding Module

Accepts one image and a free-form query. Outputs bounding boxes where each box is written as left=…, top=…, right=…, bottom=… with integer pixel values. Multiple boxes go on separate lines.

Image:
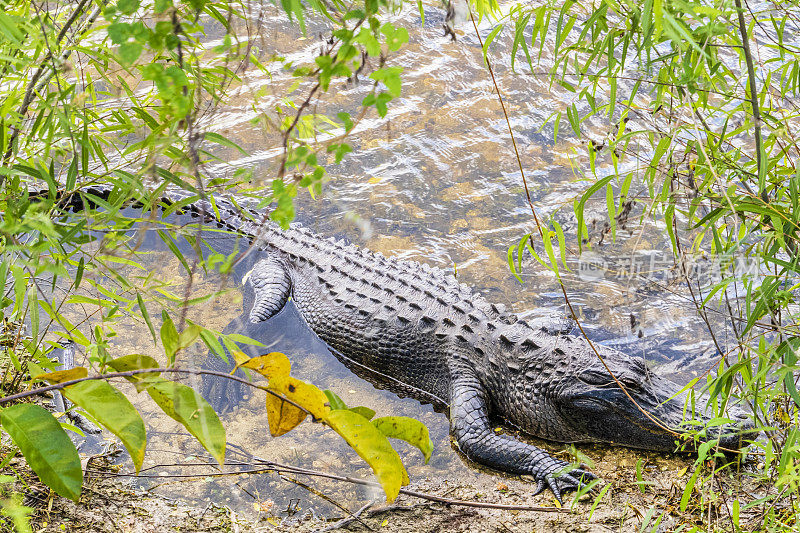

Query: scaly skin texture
left=55, top=187, right=753, bottom=502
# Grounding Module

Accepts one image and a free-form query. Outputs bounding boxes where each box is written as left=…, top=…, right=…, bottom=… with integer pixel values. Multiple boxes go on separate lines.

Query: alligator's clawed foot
left=525, top=463, right=597, bottom=504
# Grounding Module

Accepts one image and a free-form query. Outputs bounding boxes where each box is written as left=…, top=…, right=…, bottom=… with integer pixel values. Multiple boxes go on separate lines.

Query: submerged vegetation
left=0, top=0, right=798, bottom=531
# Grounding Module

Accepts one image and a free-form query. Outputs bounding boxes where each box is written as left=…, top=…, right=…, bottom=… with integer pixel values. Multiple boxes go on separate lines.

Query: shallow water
left=86, top=1, right=740, bottom=523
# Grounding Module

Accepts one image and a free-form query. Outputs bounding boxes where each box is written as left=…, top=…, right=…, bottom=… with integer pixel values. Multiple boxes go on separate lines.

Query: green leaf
left=482, top=24, right=504, bottom=65
left=542, top=230, right=559, bottom=274
left=117, top=0, right=141, bottom=15
left=372, top=416, right=433, bottom=463
left=136, top=293, right=156, bottom=344
left=567, top=103, right=580, bottom=136
left=587, top=481, right=612, bottom=521
left=1, top=404, right=82, bottom=501
left=325, top=409, right=409, bottom=502
left=74, top=257, right=85, bottom=290
left=199, top=329, right=225, bottom=361
left=380, top=23, right=408, bottom=52
left=349, top=406, right=376, bottom=420
left=62, top=381, right=147, bottom=473
left=160, top=310, right=179, bottom=363
left=575, top=175, right=614, bottom=251
left=106, top=354, right=161, bottom=392
left=107, top=22, right=131, bottom=45
left=118, top=42, right=143, bottom=65
left=553, top=220, right=570, bottom=271
left=157, top=230, right=190, bottom=275
left=178, top=321, right=202, bottom=352
left=322, top=390, right=375, bottom=419
left=146, top=379, right=226, bottom=465
left=370, top=67, right=403, bottom=98
left=507, top=243, right=523, bottom=284
left=323, top=389, right=348, bottom=410
left=204, top=132, right=248, bottom=156
left=680, top=466, right=701, bottom=512
left=155, top=0, right=173, bottom=13
left=28, top=287, right=38, bottom=344
left=778, top=337, right=800, bottom=408
left=0, top=12, right=24, bottom=44
left=354, top=27, right=380, bottom=57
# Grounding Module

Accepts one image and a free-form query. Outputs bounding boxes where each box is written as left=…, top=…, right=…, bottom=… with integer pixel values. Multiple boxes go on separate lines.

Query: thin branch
left=0, top=367, right=314, bottom=419
left=734, top=0, right=767, bottom=203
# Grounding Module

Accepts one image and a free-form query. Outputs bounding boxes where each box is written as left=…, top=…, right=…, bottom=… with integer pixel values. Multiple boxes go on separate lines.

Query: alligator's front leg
left=449, top=362, right=595, bottom=503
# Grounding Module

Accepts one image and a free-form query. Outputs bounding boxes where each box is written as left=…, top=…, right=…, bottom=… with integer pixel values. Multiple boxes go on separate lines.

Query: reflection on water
left=98, top=1, right=734, bottom=523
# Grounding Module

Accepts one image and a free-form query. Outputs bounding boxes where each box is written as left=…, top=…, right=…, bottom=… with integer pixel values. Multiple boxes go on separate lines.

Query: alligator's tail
left=27, top=183, right=295, bottom=252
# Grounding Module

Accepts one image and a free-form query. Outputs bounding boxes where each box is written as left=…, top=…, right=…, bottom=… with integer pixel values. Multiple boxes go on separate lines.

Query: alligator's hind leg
left=448, top=361, right=595, bottom=503
left=201, top=257, right=291, bottom=412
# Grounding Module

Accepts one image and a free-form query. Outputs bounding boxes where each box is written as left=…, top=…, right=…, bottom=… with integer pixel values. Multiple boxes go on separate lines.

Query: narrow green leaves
left=575, top=175, right=614, bottom=252
left=160, top=310, right=179, bottom=363
left=1, top=405, right=82, bottom=501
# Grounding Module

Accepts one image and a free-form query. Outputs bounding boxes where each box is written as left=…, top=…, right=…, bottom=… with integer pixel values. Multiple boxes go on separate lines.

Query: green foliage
left=42, top=374, right=148, bottom=473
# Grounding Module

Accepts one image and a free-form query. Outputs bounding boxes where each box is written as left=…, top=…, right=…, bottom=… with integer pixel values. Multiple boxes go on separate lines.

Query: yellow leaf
left=238, top=352, right=291, bottom=378
left=269, top=374, right=329, bottom=420
left=372, top=416, right=433, bottom=463
left=265, top=394, right=307, bottom=436
left=325, top=409, right=409, bottom=502
left=368, top=176, right=381, bottom=184
left=35, top=367, right=88, bottom=383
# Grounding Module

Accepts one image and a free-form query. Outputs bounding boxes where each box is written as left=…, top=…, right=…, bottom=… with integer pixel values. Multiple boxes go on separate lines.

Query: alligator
left=51, top=185, right=752, bottom=502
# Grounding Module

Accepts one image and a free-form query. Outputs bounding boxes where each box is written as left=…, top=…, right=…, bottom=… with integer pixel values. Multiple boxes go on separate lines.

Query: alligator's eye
left=579, top=370, right=614, bottom=387
left=618, top=376, right=642, bottom=391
